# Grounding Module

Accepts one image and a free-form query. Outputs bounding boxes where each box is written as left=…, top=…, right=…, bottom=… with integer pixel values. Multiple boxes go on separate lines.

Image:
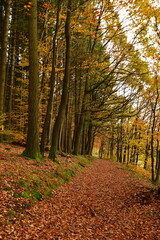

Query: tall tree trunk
left=144, top=131, right=150, bottom=169
left=116, top=124, right=120, bottom=161
left=119, top=118, right=123, bottom=163
left=40, top=1, right=61, bottom=155
left=49, top=0, right=71, bottom=161
left=5, top=11, right=16, bottom=128
left=0, top=0, right=11, bottom=118
left=85, top=121, right=94, bottom=155
left=110, top=125, right=114, bottom=159
left=151, top=70, right=159, bottom=181
left=23, top=0, right=41, bottom=160
left=72, top=67, right=83, bottom=152
left=155, top=150, right=160, bottom=184
left=73, top=72, right=89, bottom=155
left=64, top=97, right=72, bottom=153
left=73, top=101, right=85, bottom=155
left=0, top=0, right=5, bottom=51
left=123, top=145, right=127, bottom=163
left=81, top=120, right=87, bottom=155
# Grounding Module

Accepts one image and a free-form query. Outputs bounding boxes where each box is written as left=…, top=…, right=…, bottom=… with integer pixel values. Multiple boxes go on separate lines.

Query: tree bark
left=85, top=122, right=95, bottom=155
left=0, top=0, right=11, bottom=117
left=23, top=0, right=41, bottom=160
left=73, top=101, right=85, bottom=155
left=49, top=0, right=71, bottom=161
left=154, top=150, right=160, bottom=184
left=40, top=1, right=61, bottom=155
left=5, top=9, right=16, bottom=128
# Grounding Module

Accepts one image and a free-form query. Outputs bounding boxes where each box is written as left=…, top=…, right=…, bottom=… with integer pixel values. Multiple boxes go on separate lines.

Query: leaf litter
left=0, top=143, right=160, bottom=239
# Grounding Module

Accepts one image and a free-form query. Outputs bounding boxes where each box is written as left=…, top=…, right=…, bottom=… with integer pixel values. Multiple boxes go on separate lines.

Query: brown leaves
left=0, top=145, right=160, bottom=239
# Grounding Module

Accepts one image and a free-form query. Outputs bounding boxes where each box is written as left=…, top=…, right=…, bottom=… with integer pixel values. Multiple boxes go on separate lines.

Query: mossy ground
left=0, top=143, right=93, bottom=204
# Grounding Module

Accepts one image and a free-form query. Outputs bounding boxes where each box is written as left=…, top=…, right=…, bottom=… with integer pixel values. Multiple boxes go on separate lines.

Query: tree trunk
left=85, top=122, right=94, bottom=155
left=81, top=120, right=87, bottom=155
left=73, top=72, right=89, bottom=155
left=73, top=103, right=85, bottom=155
left=64, top=98, right=72, bottom=153
left=49, top=0, right=71, bottom=161
left=40, top=1, right=61, bottom=155
left=23, top=0, right=41, bottom=160
left=154, top=150, right=160, bottom=184
left=151, top=70, right=159, bottom=182
left=123, top=145, right=127, bottom=163
left=0, top=0, right=11, bottom=117
left=0, top=1, right=5, bottom=48
left=127, top=144, right=130, bottom=164
left=5, top=14, right=16, bottom=128
left=110, top=125, right=114, bottom=159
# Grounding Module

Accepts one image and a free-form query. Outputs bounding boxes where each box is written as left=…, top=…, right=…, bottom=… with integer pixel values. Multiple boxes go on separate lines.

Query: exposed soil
left=0, top=144, right=160, bottom=239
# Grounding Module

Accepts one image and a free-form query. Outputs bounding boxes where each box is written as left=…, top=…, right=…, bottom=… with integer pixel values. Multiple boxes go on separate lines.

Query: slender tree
left=0, top=0, right=11, bottom=118
left=40, top=0, right=62, bottom=156
left=49, top=0, right=72, bottom=161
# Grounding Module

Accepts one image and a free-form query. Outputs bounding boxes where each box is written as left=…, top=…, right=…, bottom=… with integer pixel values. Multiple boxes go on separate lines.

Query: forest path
left=2, top=159, right=160, bottom=239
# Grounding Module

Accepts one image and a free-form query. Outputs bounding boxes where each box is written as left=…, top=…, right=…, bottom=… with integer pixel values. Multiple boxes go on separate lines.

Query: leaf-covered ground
left=0, top=144, right=160, bottom=239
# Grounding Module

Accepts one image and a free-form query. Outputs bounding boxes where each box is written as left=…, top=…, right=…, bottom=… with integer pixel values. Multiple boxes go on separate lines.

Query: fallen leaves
left=0, top=143, right=160, bottom=239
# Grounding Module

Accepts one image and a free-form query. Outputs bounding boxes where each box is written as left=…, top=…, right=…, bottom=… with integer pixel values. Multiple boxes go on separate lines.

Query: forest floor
left=0, top=143, right=160, bottom=240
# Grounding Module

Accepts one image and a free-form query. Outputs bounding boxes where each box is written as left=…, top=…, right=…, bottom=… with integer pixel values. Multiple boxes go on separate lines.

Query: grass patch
left=59, top=152, right=68, bottom=157
left=2, top=148, right=94, bottom=203
left=77, top=155, right=93, bottom=168
left=0, top=174, right=5, bottom=180
left=117, top=162, right=152, bottom=184
left=5, top=147, right=11, bottom=151
left=54, top=166, right=75, bottom=182
left=7, top=209, right=17, bottom=217
left=3, top=186, right=12, bottom=191
left=12, top=172, right=56, bottom=201
left=5, top=170, right=15, bottom=177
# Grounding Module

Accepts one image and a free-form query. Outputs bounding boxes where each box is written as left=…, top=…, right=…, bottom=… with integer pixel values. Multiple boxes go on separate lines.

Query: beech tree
left=40, top=0, right=62, bottom=156
left=0, top=0, right=11, bottom=121
left=49, top=0, right=72, bottom=161
left=22, top=0, right=41, bottom=160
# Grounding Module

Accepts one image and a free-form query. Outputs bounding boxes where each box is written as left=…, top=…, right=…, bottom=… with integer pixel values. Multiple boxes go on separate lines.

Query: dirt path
left=1, top=159, right=160, bottom=239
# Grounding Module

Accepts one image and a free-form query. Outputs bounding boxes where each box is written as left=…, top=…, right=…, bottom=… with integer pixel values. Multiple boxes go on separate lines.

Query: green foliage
left=5, top=147, right=11, bottom=151
left=21, top=191, right=30, bottom=199
left=0, top=130, right=13, bottom=142
left=22, top=150, right=42, bottom=162
left=78, top=162, right=86, bottom=167
left=13, top=190, right=42, bottom=201
left=18, top=179, right=26, bottom=188
left=30, top=191, right=42, bottom=201
left=0, top=130, right=25, bottom=144
left=0, top=113, right=6, bottom=127
left=3, top=186, right=12, bottom=191
left=13, top=155, right=93, bottom=201
left=7, top=210, right=17, bottom=217
left=43, top=187, right=53, bottom=197
left=59, top=152, right=69, bottom=157
left=55, top=166, right=75, bottom=182
left=77, top=155, right=92, bottom=167
left=13, top=174, right=53, bottom=201
left=0, top=174, right=5, bottom=180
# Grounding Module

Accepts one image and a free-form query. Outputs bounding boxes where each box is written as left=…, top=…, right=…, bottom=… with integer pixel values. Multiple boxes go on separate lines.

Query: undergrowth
left=10, top=155, right=93, bottom=202
left=116, top=161, right=153, bottom=186
left=0, top=142, right=94, bottom=203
